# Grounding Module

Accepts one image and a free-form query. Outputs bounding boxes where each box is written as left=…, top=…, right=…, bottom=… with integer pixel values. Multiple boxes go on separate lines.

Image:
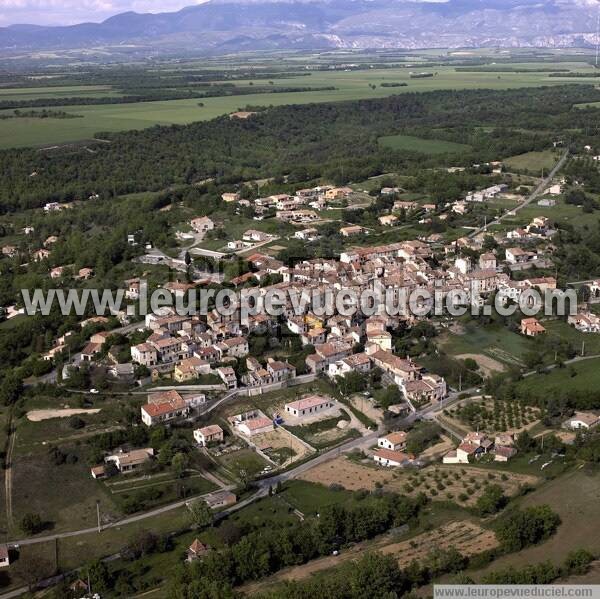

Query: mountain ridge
left=1, top=0, right=598, bottom=56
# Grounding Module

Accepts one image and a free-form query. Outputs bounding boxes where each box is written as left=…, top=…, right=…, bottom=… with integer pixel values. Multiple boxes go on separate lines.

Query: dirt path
left=26, top=408, right=101, bottom=422
left=5, top=427, right=16, bottom=529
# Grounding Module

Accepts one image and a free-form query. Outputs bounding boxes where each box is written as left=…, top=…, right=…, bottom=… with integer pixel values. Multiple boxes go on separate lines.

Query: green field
left=0, top=61, right=598, bottom=149
left=474, top=470, right=600, bottom=576
left=439, top=322, right=531, bottom=368
left=516, top=356, right=600, bottom=396
left=378, top=134, right=471, bottom=155
left=504, top=150, right=559, bottom=174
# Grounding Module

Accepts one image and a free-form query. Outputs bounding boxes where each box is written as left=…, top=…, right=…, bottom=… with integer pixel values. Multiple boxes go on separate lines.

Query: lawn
left=504, top=150, right=559, bottom=174
left=0, top=61, right=596, bottom=150
left=378, top=134, right=471, bottom=155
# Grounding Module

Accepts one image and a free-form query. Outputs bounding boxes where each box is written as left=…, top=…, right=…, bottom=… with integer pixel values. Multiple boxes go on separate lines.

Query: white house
left=564, top=412, right=600, bottom=430
left=284, top=395, right=334, bottom=419
left=191, top=216, right=215, bottom=234
left=237, top=416, right=274, bottom=436
left=373, top=449, right=412, bottom=467
left=194, top=425, right=224, bottom=446
left=378, top=431, right=407, bottom=452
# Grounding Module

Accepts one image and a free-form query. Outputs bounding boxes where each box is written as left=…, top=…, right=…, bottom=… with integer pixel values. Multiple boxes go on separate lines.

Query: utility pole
left=582, top=340, right=586, bottom=357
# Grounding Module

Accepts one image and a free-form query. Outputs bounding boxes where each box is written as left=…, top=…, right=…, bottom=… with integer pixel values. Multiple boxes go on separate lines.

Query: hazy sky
left=0, top=0, right=210, bottom=26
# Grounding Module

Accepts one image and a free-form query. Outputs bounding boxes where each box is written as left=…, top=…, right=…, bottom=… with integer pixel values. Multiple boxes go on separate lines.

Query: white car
left=89, top=388, right=99, bottom=394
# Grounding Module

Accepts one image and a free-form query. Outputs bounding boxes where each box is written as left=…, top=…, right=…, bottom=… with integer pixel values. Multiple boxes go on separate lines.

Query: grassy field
left=504, top=150, right=559, bottom=174
left=516, top=356, right=600, bottom=396
left=439, top=322, right=531, bottom=368
left=1, top=62, right=598, bottom=149
left=494, top=197, right=592, bottom=230
left=474, top=470, right=600, bottom=575
left=0, top=84, right=119, bottom=101
left=378, top=134, right=471, bottom=155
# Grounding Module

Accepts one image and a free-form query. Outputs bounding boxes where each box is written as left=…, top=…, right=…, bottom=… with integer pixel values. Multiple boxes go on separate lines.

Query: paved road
left=468, top=150, right=569, bottom=239
left=0, top=385, right=483, bottom=599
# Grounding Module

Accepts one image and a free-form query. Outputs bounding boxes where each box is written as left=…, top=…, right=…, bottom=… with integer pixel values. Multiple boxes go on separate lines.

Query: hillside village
left=3, top=93, right=600, bottom=595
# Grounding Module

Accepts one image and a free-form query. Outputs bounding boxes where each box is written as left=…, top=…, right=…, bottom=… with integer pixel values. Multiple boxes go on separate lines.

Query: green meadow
left=378, top=134, right=471, bottom=154
left=1, top=60, right=599, bottom=150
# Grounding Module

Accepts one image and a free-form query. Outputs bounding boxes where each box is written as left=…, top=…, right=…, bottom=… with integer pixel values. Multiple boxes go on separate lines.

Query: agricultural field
left=443, top=397, right=542, bottom=436
left=377, top=134, right=471, bottom=155
left=1, top=58, right=599, bottom=149
left=299, top=457, right=538, bottom=507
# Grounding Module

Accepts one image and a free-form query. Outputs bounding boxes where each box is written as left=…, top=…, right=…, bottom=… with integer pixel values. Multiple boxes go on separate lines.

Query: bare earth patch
left=252, top=428, right=314, bottom=465
left=27, top=408, right=101, bottom=422
left=456, top=353, right=506, bottom=376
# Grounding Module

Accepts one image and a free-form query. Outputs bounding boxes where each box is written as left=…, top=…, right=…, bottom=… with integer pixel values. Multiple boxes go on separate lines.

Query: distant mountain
left=1, top=0, right=599, bottom=57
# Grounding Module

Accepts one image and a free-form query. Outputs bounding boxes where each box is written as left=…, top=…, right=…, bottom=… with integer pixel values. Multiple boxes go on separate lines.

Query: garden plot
left=299, top=457, right=538, bottom=507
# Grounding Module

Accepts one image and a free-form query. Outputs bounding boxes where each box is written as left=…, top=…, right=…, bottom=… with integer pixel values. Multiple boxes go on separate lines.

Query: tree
left=171, top=452, right=189, bottom=478
left=495, top=505, right=561, bottom=551
left=0, top=372, right=23, bottom=406
left=189, top=499, right=213, bottom=529
left=476, top=484, right=507, bottom=516
left=83, top=559, right=112, bottom=595
left=20, top=512, right=43, bottom=535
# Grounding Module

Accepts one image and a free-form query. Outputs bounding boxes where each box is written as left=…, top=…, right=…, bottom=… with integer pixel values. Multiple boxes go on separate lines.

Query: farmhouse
left=379, top=215, right=398, bottom=226
left=340, top=225, right=365, bottom=237
left=285, top=395, right=334, bottom=419
left=564, top=412, right=600, bottom=430
left=520, top=317, right=546, bottom=337
left=568, top=313, right=600, bottom=334
left=494, top=446, right=518, bottom=462
left=378, top=431, right=407, bottom=451
left=187, top=539, right=210, bottom=562
left=105, top=448, right=154, bottom=473
left=373, top=448, right=413, bottom=467
left=194, top=424, right=224, bottom=446
left=191, top=216, right=215, bottom=234
left=443, top=442, right=485, bottom=464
